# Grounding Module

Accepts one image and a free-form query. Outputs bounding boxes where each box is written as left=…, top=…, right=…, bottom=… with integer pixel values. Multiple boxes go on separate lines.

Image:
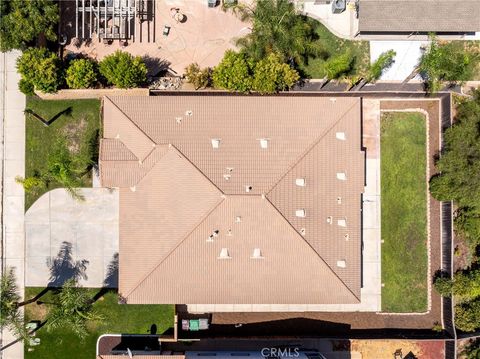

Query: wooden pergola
left=75, top=0, right=152, bottom=41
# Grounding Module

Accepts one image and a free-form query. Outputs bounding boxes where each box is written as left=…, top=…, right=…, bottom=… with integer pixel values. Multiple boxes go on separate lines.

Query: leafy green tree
left=419, top=35, right=479, bottom=93
left=0, top=268, right=23, bottom=335
left=232, top=0, right=321, bottom=65
left=66, top=59, right=98, bottom=89
left=99, top=51, right=147, bottom=88
left=324, top=51, right=354, bottom=80
left=184, top=63, right=212, bottom=90
left=46, top=279, right=102, bottom=339
left=15, top=175, right=45, bottom=194
left=367, top=49, right=396, bottom=82
left=212, top=50, right=254, bottom=92
left=456, top=299, right=480, bottom=332
left=252, top=52, right=299, bottom=93
left=462, top=339, right=480, bottom=359
left=0, top=0, right=59, bottom=51
left=16, top=48, right=61, bottom=93
left=18, top=79, right=35, bottom=96
left=435, top=270, right=480, bottom=299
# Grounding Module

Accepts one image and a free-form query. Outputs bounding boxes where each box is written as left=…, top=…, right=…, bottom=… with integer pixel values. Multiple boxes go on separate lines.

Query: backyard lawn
left=24, top=287, right=174, bottom=359
left=25, top=98, right=101, bottom=210
left=300, top=20, right=370, bottom=79
left=381, top=112, right=428, bottom=313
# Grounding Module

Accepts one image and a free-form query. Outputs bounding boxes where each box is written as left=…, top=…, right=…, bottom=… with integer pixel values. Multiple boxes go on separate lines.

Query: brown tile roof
left=358, top=0, right=480, bottom=33
left=101, top=95, right=365, bottom=305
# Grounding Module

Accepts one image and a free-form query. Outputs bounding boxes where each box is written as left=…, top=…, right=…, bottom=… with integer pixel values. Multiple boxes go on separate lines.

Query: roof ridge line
left=104, top=96, right=157, bottom=147
left=264, top=197, right=360, bottom=301
left=123, top=196, right=226, bottom=300
left=266, top=99, right=360, bottom=196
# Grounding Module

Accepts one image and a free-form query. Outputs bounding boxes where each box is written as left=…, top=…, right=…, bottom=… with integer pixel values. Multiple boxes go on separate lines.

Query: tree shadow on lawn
left=25, top=106, right=73, bottom=127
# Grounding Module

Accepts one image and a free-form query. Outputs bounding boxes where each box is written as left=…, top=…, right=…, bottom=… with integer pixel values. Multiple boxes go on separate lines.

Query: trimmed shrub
left=66, top=58, right=98, bottom=89
left=16, top=47, right=61, bottom=93
left=99, top=51, right=147, bottom=88
left=184, top=63, right=212, bottom=90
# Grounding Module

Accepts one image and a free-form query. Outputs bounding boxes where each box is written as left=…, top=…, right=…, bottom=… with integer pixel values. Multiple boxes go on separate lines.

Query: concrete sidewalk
left=0, top=50, right=26, bottom=358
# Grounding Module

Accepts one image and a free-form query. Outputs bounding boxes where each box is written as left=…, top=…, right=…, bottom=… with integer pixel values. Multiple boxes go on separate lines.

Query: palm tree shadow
left=92, top=252, right=119, bottom=302
left=47, top=241, right=89, bottom=287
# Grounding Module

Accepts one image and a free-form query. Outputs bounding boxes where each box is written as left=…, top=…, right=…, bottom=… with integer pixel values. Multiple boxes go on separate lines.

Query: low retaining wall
left=35, top=88, right=149, bottom=99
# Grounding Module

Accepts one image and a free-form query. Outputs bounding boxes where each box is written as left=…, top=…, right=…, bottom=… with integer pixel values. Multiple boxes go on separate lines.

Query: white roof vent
left=235, top=216, right=242, bottom=223
left=130, top=186, right=136, bottom=192
left=185, top=110, right=193, bottom=116
left=211, top=139, right=221, bottom=149
left=251, top=248, right=264, bottom=259
left=330, top=98, right=337, bottom=103
left=218, top=248, right=231, bottom=259
left=175, top=117, right=183, bottom=124
left=327, top=216, right=333, bottom=224
left=337, top=196, right=342, bottom=204
left=245, top=185, right=253, bottom=193
left=336, top=172, right=346, bottom=180
left=207, top=235, right=214, bottom=242
left=336, top=260, right=346, bottom=268
left=259, top=138, right=269, bottom=149
left=295, top=209, right=306, bottom=218
left=213, top=230, right=219, bottom=237
left=295, top=178, right=306, bottom=187
left=226, top=167, right=234, bottom=173
left=223, top=174, right=231, bottom=181
left=336, top=132, right=346, bottom=140
left=344, top=233, right=350, bottom=241
left=300, top=228, right=306, bottom=236
left=227, top=229, right=232, bottom=236
left=337, top=218, right=347, bottom=227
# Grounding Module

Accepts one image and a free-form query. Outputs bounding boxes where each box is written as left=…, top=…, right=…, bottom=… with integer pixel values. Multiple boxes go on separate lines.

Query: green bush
left=456, top=299, right=480, bottom=332
left=212, top=50, right=253, bottom=92
left=184, top=63, right=212, bottom=90
left=367, top=49, right=396, bottom=82
left=324, top=51, right=354, bottom=80
left=433, top=276, right=453, bottom=297
left=16, top=48, right=61, bottom=93
left=66, top=59, right=98, bottom=89
left=18, top=78, right=35, bottom=96
left=252, top=53, right=299, bottom=94
left=99, top=51, right=147, bottom=88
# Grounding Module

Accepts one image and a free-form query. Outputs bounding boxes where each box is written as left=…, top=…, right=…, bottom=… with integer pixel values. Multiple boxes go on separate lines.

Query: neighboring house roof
left=358, top=0, right=480, bottom=33
left=100, top=95, right=365, bottom=305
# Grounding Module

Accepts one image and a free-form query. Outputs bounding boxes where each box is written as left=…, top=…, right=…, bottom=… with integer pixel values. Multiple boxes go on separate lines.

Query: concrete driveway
left=25, top=188, right=119, bottom=288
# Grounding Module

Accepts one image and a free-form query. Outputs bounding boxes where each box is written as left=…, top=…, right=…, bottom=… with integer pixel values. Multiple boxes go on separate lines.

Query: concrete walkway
left=0, top=51, right=26, bottom=358
left=25, top=188, right=119, bottom=288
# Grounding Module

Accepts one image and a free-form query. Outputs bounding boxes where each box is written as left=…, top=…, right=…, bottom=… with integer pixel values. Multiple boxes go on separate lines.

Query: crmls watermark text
left=260, top=348, right=300, bottom=358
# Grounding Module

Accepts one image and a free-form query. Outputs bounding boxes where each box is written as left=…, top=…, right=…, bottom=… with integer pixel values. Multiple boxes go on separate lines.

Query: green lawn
left=25, top=98, right=101, bottom=210
left=299, top=20, right=370, bottom=79
left=381, top=112, right=428, bottom=313
left=24, top=288, right=174, bottom=359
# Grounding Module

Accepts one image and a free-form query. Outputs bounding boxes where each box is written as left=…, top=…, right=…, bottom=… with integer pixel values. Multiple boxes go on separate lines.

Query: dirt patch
left=62, top=116, right=87, bottom=154
left=25, top=301, right=48, bottom=322
left=454, top=233, right=475, bottom=272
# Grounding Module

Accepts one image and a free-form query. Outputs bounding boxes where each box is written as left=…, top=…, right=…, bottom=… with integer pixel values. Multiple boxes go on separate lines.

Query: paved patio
left=63, top=0, right=250, bottom=75
left=25, top=188, right=119, bottom=288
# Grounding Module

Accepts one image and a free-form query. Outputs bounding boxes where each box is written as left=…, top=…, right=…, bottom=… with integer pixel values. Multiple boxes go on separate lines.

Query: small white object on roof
left=337, top=196, right=342, bottom=204
left=130, top=186, right=136, bottom=192
left=227, top=229, right=232, bottom=236
left=251, top=248, right=264, bottom=259
left=226, top=167, right=234, bottom=173
left=207, top=235, right=214, bottom=242
left=337, top=218, right=347, bottom=227
left=218, top=248, right=231, bottom=259
left=336, top=172, right=346, bottom=180
left=336, top=260, right=346, bottom=268
left=259, top=138, right=269, bottom=149
left=176, top=117, right=183, bottom=124
left=185, top=110, right=193, bottom=116
left=245, top=185, right=252, bottom=193
left=344, top=233, right=350, bottom=241
left=213, top=229, right=219, bottom=237
left=295, top=209, right=306, bottom=218
left=327, top=216, right=333, bottom=224
left=336, top=132, right=346, bottom=140
left=223, top=174, right=231, bottom=181
left=295, top=178, right=306, bottom=187
left=300, top=228, right=306, bottom=236
left=211, top=139, right=221, bottom=149
left=235, top=216, right=242, bottom=223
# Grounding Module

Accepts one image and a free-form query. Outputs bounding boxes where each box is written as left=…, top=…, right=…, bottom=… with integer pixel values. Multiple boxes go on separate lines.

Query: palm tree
left=46, top=279, right=102, bottom=339
left=231, top=0, right=322, bottom=65
left=0, top=268, right=23, bottom=333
